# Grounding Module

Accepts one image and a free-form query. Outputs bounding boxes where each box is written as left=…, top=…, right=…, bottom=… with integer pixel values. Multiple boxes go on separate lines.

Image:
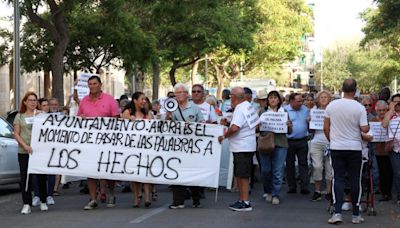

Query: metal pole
left=240, top=61, right=243, bottom=81
left=395, top=78, right=398, bottom=94
left=13, top=0, right=20, bottom=110
left=204, top=54, right=208, bottom=88
left=320, top=55, right=323, bottom=91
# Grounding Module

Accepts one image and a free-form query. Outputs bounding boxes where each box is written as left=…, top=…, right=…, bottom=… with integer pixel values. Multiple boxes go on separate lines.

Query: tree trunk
left=152, top=60, right=160, bottom=100
left=44, top=71, right=51, bottom=98
left=50, top=44, right=66, bottom=104
left=135, top=70, right=145, bottom=92
left=169, top=64, right=177, bottom=86
left=214, top=65, right=224, bottom=99
left=191, top=60, right=199, bottom=86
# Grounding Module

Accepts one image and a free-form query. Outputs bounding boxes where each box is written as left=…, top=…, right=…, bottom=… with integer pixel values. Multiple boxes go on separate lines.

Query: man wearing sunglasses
left=191, top=84, right=218, bottom=124
left=362, top=96, right=375, bottom=120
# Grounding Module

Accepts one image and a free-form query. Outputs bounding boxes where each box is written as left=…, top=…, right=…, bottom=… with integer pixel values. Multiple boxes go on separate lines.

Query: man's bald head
left=342, top=78, right=357, bottom=93
left=231, top=87, right=245, bottom=99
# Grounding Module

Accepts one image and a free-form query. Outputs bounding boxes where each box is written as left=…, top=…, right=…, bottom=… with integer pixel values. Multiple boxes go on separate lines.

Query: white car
left=0, top=116, right=19, bottom=185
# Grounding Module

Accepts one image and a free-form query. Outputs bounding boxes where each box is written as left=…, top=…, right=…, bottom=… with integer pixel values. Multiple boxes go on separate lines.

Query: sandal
left=152, top=191, right=158, bottom=201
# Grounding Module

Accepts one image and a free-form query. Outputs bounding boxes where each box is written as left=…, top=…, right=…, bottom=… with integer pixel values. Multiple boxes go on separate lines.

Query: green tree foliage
left=0, top=18, right=12, bottom=65
left=316, top=41, right=399, bottom=93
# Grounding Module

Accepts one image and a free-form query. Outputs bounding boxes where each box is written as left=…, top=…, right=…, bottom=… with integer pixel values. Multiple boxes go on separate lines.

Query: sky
left=310, top=0, right=375, bottom=48
left=1, top=1, right=374, bottom=49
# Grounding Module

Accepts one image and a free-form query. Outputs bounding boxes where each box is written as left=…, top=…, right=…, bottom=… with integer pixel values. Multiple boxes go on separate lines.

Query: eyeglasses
left=27, top=99, right=37, bottom=102
left=192, top=90, right=203, bottom=94
left=363, top=104, right=372, bottom=107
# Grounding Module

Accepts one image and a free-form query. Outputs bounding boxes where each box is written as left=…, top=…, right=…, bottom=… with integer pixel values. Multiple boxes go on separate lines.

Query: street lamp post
left=13, top=0, right=20, bottom=110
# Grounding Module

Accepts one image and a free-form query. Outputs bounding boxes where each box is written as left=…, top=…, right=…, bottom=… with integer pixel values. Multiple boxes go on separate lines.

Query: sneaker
left=40, top=203, right=48, bottom=211
left=168, top=203, right=185, bottom=209
left=47, top=196, right=55, bottom=205
left=352, top=215, right=365, bottom=224
left=328, top=213, right=343, bottom=224
left=21, top=204, right=31, bottom=215
left=106, top=196, right=116, bottom=208
left=341, top=202, right=352, bottom=211
left=32, top=196, right=40, bottom=207
left=272, top=197, right=280, bottom=205
left=311, top=192, right=322, bottom=202
left=83, top=200, right=98, bottom=210
left=265, top=194, right=272, bottom=203
left=229, top=201, right=253, bottom=212
left=192, top=201, right=201, bottom=208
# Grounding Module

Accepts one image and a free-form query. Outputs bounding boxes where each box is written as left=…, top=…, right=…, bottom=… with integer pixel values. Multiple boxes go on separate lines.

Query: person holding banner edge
left=122, top=92, right=154, bottom=208
left=258, top=90, right=292, bottom=205
left=218, top=87, right=259, bottom=212
left=77, top=75, right=120, bottom=210
left=13, top=92, right=48, bottom=214
left=166, top=83, right=205, bottom=209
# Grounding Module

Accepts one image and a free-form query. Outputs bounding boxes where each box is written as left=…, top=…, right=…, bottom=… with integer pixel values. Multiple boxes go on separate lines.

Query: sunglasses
left=192, top=90, right=203, bottom=94
left=363, top=104, right=372, bottom=107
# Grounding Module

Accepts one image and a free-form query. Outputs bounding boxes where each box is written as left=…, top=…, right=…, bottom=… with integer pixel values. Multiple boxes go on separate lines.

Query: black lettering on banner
left=136, top=153, right=151, bottom=176
left=184, top=123, right=193, bottom=135
left=38, top=128, right=48, bottom=142
left=42, top=114, right=55, bottom=126
left=124, top=134, right=136, bottom=147
left=123, top=154, right=138, bottom=174
left=111, top=152, right=124, bottom=174
left=194, top=123, right=214, bottom=138
left=194, top=139, right=202, bottom=154
left=134, top=120, right=146, bottom=131
left=204, top=140, right=213, bottom=155
left=81, top=132, right=94, bottom=144
left=149, top=156, right=164, bottom=177
left=164, top=157, right=180, bottom=180
left=97, top=151, right=111, bottom=172
left=47, top=148, right=81, bottom=169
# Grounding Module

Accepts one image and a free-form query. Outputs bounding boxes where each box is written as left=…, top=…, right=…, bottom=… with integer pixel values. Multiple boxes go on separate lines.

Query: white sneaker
left=47, top=196, right=55, bottom=205
left=272, top=197, right=280, bottom=205
left=21, top=204, right=31, bottom=215
left=264, top=194, right=272, bottom=203
left=328, top=213, right=343, bottom=224
left=32, top=196, right=40, bottom=207
left=352, top=215, right=365, bottom=224
left=40, top=203, right=48, bottom=211
left=341, top=202, right=352, bottom=211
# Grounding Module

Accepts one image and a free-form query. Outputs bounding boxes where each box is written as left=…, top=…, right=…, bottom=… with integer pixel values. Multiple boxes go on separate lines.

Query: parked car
left=0, top=116, right=20, bottom=185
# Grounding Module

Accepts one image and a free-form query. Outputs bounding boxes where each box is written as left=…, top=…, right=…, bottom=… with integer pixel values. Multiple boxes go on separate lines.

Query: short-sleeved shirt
left=229, top=101, right=257, bottom=153
left=221, top=99, right=232, bottom=112
left=285, top=104, right=309, bottom=139
left=325, top=98, right=368, bottom=151
left=13, top=113, right=33, bottom=154
left=77, top=92, right=120, bottom=117
left=172, top=101, right=204, bottom=123
left=195, top=102, right=217, bottom=123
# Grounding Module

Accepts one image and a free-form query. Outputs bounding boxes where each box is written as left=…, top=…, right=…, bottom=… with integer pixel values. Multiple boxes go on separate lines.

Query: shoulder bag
left=385, top=120, right=400, bottom=153
left=257, top=132, right=275, bottom=154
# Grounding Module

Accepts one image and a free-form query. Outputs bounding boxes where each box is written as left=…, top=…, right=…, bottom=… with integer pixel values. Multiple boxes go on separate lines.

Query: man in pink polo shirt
left=77, top=75, right=120, bottom=210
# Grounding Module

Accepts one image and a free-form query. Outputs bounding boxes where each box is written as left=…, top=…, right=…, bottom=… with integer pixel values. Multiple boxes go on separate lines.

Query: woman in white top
left=309, top=91, right=333, bottom=201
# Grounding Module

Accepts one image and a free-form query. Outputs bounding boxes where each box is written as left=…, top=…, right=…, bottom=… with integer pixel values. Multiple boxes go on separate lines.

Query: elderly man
left=77, top=75, right=120, bottom=210
left=168, top=83, right=205, bottom=209
left=324, top=78, right=369, bottom=224
left=192, top=84, right=217, bottom=124
left=218, top=87, right=258, bottom=212
left=362, top=96, right=375, bottom=120
left=285, top=93, right=310, bottom=194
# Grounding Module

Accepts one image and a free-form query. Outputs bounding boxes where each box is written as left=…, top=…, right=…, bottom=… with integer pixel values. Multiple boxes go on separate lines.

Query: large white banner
left=259, top=112, right=288, bottom=133
left=309, top=109, right=325, bottom=130
left=28, top=114, right=224, bottom=188
left=388, top=118, right=400, bottom=140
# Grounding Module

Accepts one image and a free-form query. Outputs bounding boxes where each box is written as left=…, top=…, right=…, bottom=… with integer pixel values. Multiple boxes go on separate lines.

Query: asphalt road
left=0, top=181, right=399, bottom=228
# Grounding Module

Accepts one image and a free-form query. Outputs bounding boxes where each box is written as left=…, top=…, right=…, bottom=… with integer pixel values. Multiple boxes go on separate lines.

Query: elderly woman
left=371, top=100, right=392, bottom=201
left=309, top=91, right=333, bottom=201
left=382, top=94, right=400, bottom=206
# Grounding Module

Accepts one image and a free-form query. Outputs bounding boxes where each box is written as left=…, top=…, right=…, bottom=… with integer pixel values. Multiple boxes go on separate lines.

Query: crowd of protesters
left=13, top=77, right=400, bottom=225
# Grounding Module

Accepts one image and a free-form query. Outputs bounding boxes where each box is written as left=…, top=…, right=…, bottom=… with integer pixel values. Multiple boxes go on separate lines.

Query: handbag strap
left=177, top=106, right=186, bottom=122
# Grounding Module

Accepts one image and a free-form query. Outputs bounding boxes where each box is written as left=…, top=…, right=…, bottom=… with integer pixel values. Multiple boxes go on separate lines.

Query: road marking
left=129, top=204, right=169, bottom=224
left=0, top=198, right=13, bottom=204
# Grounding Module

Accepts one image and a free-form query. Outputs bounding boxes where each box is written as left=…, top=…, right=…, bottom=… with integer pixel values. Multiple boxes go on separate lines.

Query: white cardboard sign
left=259, top=112, right=288, bottom=133
left=370, top=122, right=387, bottom=142
left=309, top=109, right=325, bottom=130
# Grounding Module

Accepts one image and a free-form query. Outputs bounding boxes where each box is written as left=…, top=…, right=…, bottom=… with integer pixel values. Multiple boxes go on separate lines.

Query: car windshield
left=0, top=117, right=13, bottom=138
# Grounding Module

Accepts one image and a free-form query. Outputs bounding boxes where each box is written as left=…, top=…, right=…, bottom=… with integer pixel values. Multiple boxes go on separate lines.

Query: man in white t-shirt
left=324, top=78, right=369, bottom=224
left=192, top=84, right=218, bottom=123
left=218, top=87, right=258, bottom=212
